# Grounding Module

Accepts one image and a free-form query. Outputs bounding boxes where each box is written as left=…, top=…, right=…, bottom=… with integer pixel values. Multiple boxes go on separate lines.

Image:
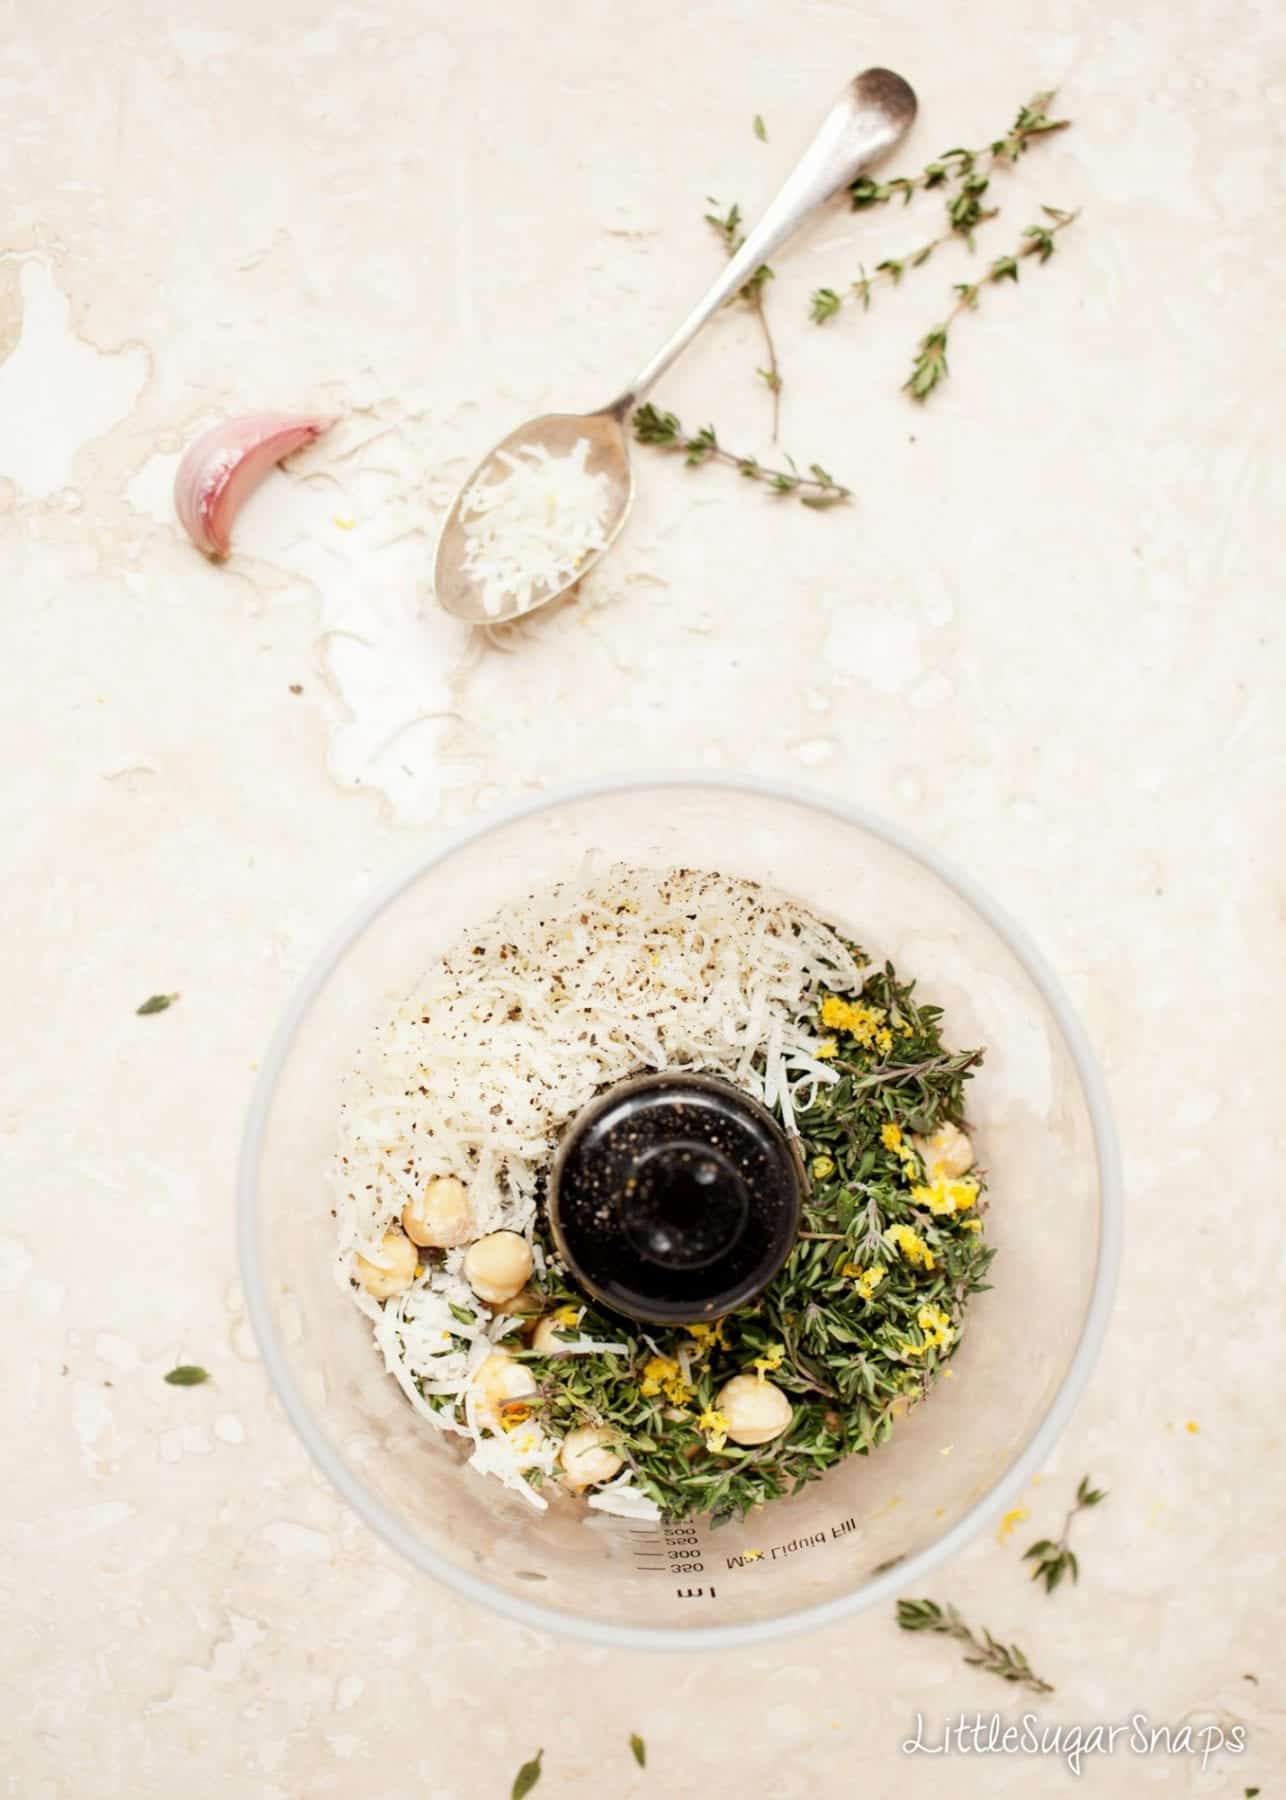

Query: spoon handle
left=603, top=68, right=917, bottom=418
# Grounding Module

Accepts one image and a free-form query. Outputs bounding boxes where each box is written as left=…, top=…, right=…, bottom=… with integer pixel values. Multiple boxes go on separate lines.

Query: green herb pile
left=516, top=959, right=993, bottom=1524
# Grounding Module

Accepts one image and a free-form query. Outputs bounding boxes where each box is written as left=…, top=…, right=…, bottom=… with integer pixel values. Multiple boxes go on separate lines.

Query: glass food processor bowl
left=238, top=776, right=1121, bottom=1651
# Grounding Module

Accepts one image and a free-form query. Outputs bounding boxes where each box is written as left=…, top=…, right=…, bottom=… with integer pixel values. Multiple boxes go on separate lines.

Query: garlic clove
left=174, top=411, right=332, bottom=557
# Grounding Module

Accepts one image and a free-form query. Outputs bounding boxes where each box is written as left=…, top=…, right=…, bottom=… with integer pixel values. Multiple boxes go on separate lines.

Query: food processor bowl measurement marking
left=630, top=1522, right=711, bottom=1586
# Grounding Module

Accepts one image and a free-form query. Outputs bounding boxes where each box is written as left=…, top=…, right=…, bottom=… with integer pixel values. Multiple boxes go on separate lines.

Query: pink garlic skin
left=173, top=412, right=332, bottom=557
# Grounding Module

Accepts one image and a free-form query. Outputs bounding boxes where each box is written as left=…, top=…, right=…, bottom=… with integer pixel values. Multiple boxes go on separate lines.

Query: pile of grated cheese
left=458, top=437, right=611, bottom=618
left=334, top=864, right=865, bottom=1513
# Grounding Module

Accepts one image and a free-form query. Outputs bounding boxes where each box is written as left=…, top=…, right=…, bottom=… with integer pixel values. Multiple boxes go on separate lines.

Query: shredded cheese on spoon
left=458, top=437, right=611, bottom=618
left=335, top=865, right=865, bottom=1512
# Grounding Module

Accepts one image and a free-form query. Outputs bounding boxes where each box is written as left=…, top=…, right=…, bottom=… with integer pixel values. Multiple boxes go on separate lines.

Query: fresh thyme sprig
left=904, top=206, right=1080, bottom=400
left=810, top=91, right=1069, bottom=324
left=847, top=90, right=1069, bottom=219
left=832, top=1047, right=984, bottom=1100
left=810, top=212, right=999, bottom=324
left=632, top=403, right=848, bottom=508
left=897, top=1599, right=1055, bottom=1694
left=1023, top=1474, right=1107, bottom=1592
left=705, top=199, right=783, bottom=440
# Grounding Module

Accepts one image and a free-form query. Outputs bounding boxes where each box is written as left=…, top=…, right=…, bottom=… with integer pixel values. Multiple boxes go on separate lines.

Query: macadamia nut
left=715, top=1373, right=793, bottom=1446
left=913, top=1122, right=975, bottom=1181
left=464, top=1231, right=534, bottom=1304
left=559, top=1424, right=624, bottom=1488
left=354, top=1226, right=418, bottom=1300
left=402, top=1174, right=472, bottom=1248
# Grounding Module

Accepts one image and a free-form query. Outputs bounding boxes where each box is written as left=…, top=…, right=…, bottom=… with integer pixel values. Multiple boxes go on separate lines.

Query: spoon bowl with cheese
left=433, top=67, right=917, bottom=625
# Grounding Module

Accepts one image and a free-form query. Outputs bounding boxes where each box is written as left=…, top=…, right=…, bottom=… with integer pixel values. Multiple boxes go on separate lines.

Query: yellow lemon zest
left=820, top=995, right=891, bottom=1053
left=901, top=1303, right=954, bottom=1359
left=883, top=1222, right=936, bottom=1270
left=697, top=1407, right=730, bottom=1452
left=997, top=1505, right=1029, bottom=1544
left=912, top=1175, right=979, bottom=1216
left=640, top=1355, right=678, bottom=1397
left=857, top=1263, right=886, bottom=1300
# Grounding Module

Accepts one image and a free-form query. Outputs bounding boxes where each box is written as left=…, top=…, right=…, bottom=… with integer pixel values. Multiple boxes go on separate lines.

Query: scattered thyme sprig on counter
left=904, top=206, right=1079, bottom=400
left=705, top=199, right=783, bottom=440
left=897, top=1599, right=1055, bottom=1693
left=632, top=403, right=848, bottom=508
left=810, top=91, right=1068, bottom=324
left=810, top=215, right=997, bottom=325
left=846, top=90, right=1069, bottom=223
left=1023, top=1473, right=1108, bottom=1592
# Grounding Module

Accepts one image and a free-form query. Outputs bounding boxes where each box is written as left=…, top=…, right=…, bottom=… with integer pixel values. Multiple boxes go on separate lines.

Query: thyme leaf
left=629, top=1733, right=646, bottom=1767
left=137, top=993, right=179, bottom=1015
left=511, top=1749, right=543, bottom=1799
left=164, top=1365, right=209, bottom=1386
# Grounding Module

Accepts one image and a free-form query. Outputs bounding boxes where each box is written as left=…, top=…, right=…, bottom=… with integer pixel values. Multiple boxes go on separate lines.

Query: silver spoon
left=434, top=67, right=917, bottom=625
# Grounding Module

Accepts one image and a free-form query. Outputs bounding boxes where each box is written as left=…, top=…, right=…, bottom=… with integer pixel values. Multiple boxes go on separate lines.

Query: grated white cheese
left=586, top=1471, right=663, bottom=1522
left=458, top=437, right=611, bottom=618
left=334, top=864, right=866, bottom=1510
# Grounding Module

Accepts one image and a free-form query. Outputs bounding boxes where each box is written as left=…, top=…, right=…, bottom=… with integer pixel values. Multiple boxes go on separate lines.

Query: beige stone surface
left=2, top=0, right=1282, bottom=1794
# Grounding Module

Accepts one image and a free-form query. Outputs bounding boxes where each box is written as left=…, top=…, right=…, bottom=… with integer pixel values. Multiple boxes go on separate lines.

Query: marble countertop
left=3, top=1, right=1281, bottom=1794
